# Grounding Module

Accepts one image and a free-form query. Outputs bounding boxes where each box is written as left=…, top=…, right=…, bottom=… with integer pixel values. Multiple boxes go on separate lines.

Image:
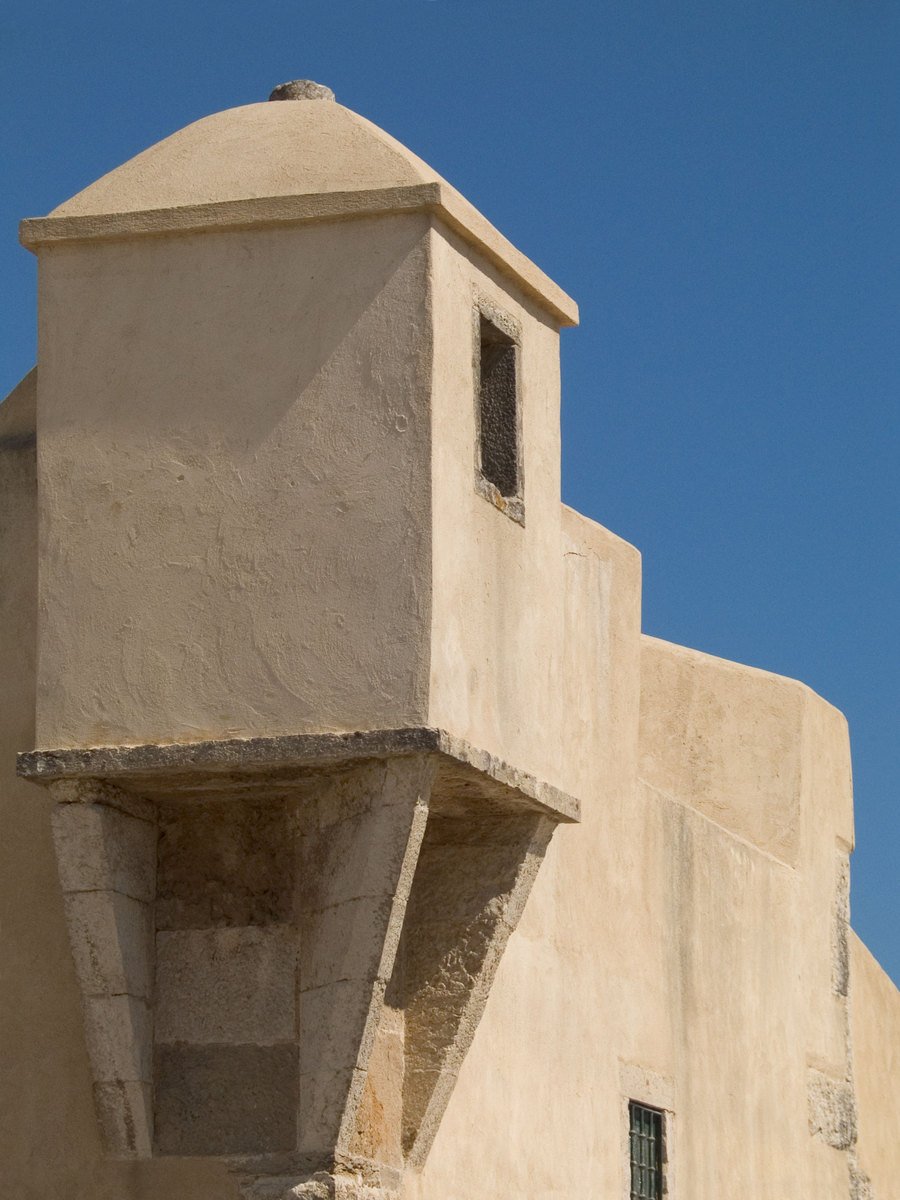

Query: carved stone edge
left=17, top=726, right=580, bottom=824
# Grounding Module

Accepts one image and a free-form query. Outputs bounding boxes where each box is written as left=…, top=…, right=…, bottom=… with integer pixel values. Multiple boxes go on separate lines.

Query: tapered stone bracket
left=19, top=727, right=577, bottom=1196
left=47, top=779, right=157, bottom=1158
left=398, top=810, right=555, bottom=1168
left=296, top=758, right=434, bottom=1163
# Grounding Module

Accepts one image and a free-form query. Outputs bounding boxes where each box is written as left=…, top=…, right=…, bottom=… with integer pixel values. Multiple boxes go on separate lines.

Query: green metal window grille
left=629, top=1101, right=664, bottom=1200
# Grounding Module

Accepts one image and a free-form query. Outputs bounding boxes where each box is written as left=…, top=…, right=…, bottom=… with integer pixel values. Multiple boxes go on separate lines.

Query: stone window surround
left=472, top=295, right=525, bottom=526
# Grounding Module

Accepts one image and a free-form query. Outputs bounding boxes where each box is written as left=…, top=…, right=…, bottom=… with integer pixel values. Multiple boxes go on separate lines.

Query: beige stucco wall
left=1, top=373, right=240, bottom=1198
left=36, top=213, right=433, bottom=750
left=410, top=535, right=865, bottom=1198
left=427, top=221, right=578, bottom=797
left=639, top=636, right=806, bottom=865
left=852, top=931, right=900, bottom=1196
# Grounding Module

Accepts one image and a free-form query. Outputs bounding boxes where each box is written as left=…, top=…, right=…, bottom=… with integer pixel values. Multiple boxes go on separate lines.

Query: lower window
left=629, top=1100, right=664, bottom=1199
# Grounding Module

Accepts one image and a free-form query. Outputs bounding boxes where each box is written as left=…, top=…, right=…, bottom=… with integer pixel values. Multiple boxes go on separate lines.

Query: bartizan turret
left=17, top=80, right=583, bottom=1199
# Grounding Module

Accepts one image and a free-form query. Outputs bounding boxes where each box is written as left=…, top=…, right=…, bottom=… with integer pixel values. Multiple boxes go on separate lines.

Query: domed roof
left=24, top=87, right=578, bottom=326
left=52, top=98, right=446, bottom=217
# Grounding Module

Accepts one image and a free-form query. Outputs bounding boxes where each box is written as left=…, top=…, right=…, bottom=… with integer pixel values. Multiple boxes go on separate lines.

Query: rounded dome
left=51, top=100, right=447, bottom=217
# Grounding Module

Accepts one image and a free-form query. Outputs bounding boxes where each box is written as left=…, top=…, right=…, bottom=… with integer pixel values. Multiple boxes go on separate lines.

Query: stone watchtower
left=17, top=82, right=583, bottom=1197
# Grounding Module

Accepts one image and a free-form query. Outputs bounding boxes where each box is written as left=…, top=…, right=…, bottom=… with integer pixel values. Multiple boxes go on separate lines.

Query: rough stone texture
left=156, top=797, right=293, bottom=930
left=241, top=1171, right=398, bottom=1200
left=93, top=1080, right=154, bottom=1159
left=52, top=801, right=156, bottom=900
left=23, top=706, right=571, bottom=1183
left=301, top=897, right=401, bottom=994
left=297, top=759, right=433, bottom=1159
left=833, top=851, right=851, bottom=998
left=851, top=932, right=898, bottom=1198
left=269, top=80, right=336, bottom=102
left=398, top=811, right=554, bottom=1166
left=154, top=1043, right=299, bottom=1156
left=82, top=995, right=152, bottom=1082
left=155, top=925, right=297, bottom=1045
left=49, top=776, right=157, bottom=822
left=62, top=891, right=153, bottom=997
left=348, top=1003, right=405, bottom=1170
left=19, top=727, right=578, bottom=823
left=808, top=1068, right=857, bottom=1151
left=299, top=981, right=382, bottom=1079
left=848, top=1150, right=875, bottom=1200
left=40, top=772, right=160, bottom=1161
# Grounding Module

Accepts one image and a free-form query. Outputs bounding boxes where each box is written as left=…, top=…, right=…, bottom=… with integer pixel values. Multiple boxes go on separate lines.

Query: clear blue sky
left=2, top=2, right=897, bottom=981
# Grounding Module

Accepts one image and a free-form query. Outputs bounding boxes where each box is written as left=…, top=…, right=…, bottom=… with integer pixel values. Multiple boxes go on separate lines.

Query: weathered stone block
left=48, top=777, right=156, bottom=823
left=298, top=795, right=427, bottom=913
left=349, top=1002, right=405, bottom=1168
left=298, top=1064, right=366, bottom=1156
left=93, top=1080, right=153, bottom=1159
left=298, top=978, right=380, bottom=1077
left=156, top=925, right=298, bottom=1045
left=63, top=891, right=153, bottom=997
left=241, top=1170, right=399, bottom=1200
left=154, top=1042, right=299, bottom=1156
left=301, top=895, right=399, bottom=992
left=157, top=797, right=293, bottom=930
left=808, top=1067, right=857, bottom=1150
left=52, top=801, right=156, bottom=901
left=82, top=994, right=152, bottom=1082
left=304, top=763, right=389, bottom=833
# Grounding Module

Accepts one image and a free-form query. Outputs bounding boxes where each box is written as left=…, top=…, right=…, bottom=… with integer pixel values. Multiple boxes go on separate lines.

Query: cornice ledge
left=19, top=183, right=579, bottom=327
left=17, top=725, right=580, bottom=824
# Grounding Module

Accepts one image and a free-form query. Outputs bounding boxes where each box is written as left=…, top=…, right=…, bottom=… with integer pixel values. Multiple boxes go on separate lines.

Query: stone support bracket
left=48, top=779, right=157, bottom=1158
left=19, top=728, right=578, bottom=1191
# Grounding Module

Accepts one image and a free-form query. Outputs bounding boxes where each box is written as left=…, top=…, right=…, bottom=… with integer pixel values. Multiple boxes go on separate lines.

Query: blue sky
left=2, top=1, right=897, bottom=982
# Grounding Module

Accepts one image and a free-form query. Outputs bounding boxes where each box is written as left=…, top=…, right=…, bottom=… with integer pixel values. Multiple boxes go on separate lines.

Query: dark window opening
left=629, top=1101, right=664, bottom=1200
left=478, top=315, right=518, bottom=498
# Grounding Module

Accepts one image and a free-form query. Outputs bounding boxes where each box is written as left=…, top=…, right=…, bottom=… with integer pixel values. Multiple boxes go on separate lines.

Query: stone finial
left=269, top=79, right=335, bottom=102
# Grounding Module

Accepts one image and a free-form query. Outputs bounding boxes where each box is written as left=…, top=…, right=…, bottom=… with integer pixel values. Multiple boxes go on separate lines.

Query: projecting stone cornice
left=17, top=725, right=580, bottom=824
left=19, top=182, right=579, bottom=328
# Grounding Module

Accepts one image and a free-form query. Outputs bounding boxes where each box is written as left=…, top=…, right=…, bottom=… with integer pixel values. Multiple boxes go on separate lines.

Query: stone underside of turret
left=19, top=728, right=574, bottom=1195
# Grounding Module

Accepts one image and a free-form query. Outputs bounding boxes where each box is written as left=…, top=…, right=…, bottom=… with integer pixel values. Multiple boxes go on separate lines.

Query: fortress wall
left=797, top=683, right=857, bottom=1197
left=638, top=635, right=805, bottom=866
left=638, top=634, right=859, bottom=1193
left=411, top=511, right=817, bottom=1197
left=851, top=931, right=900, bottom=1197
left=410, top=560, right=872, bottom=1198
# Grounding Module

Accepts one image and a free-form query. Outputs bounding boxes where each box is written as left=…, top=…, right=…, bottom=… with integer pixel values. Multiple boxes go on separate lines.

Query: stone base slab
left=18, top=726, right=579, bottom=823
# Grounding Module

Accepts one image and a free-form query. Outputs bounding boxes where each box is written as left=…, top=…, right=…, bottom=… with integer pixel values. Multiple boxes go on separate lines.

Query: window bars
left=629, top=1100, right=664, bottom=1199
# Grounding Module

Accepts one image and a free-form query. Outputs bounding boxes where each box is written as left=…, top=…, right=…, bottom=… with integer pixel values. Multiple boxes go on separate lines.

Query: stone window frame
left=472, top=296, right=525, bottom=526
left=619, top=1062, right=677, bottom=1200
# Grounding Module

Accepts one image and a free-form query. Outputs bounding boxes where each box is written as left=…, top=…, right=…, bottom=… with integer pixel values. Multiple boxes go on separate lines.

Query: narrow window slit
left=478, top=315, right=519, bottom=499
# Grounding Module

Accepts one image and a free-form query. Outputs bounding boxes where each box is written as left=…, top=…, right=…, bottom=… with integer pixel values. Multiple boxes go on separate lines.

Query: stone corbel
left=19, top=727, right=578, bottom=1197
left=48, top=779, right=157, bottom=1158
